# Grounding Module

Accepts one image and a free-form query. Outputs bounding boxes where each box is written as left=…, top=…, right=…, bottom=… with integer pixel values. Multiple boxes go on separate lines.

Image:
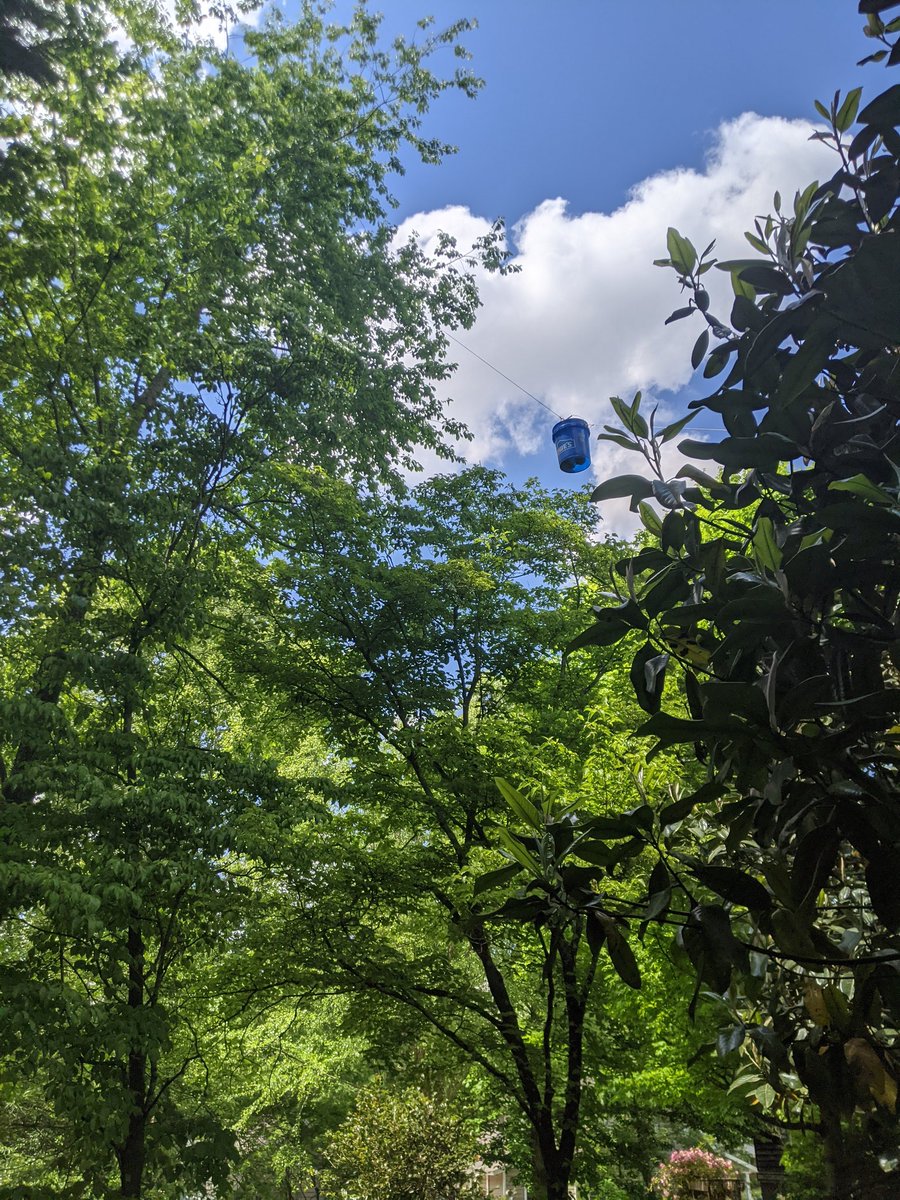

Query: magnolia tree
left=495, top=6, right=900, bottom=1200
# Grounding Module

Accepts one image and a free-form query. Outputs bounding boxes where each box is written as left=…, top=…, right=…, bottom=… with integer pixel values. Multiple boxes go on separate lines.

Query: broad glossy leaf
left=695, top=865, right=773, bottom=912
left=590, top=474, right=654, bottom=506
left=495, top=777, right=542, bottom=830
left=473, top=863, right=523, bottom=895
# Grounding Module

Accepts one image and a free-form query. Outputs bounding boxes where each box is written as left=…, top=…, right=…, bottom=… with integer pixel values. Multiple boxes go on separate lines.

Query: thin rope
left=447, top=333, right=564, bottom=420
left=447, top=332, right=724, bottom=433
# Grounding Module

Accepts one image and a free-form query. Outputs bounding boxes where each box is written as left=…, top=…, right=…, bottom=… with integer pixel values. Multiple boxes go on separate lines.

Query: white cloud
left=397, top=112, right=836, bottom=532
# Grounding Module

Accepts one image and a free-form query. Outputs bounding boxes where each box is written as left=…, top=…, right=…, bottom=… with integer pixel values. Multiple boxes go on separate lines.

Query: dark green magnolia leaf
left=585, top=910, right=607, bottom=956
left=695, top=865, right=773, bottom=911
left=822, top=231, right=900, bottom=345
left=866, top=849, right=900, bottom=930
left=644, top=862, right=672, bottom=921
left=753, top=517, right=782, bottom=571
left=666, top=227, right=697, bottom=275
left=745, top=305, right=814, bottom=379
left=597, top=431, right=641, bottom=451
left=749, top=1025, right=790, bottom=1068
left=560, top=865, right=602, bottom=892
left=648, top=859, right=671, bottom=895
left=630, top=641, right=668, bottom=714
left=665, top=306, right=694, bottom=325
left=473, top=864, right=523, bottom=895
left=703, top=343, right=733, bottom=379
left=606, top=837, right=646, bottom=870
left=638, top=502, right=663, bottom=536
left=644, top=886, right=672, bottom=921
left=717, top=1024, right=746, bottom=1056
left=495, top=778, right=542, bottom=830
left=830, top=472, right=897, bottom=501
left=836, top=87, right=863, bottom=134
left=659, top=780, right=725, bottom=828
left=731, top=294, right=763, bottom=332
left=730, top=263, right=793, bottom=295
left=494, top=828, right=541, bottom=874
left=849, top=122, right=881, bottom=158
left=858, top=82, right=900, bottom=129
left=770, top=908, right=818, bottom=959
left=791, top=825, right=841, bottom=909
left=567, top=597, right=648, bottom=654
left=660, top=411, right=697, bottom=443
left=678, top=432, right=797, bottom=469
left=566, top=620, right=627, bottom=652
left=691, top=329, right=710, bottom=370
left=582, top=814, right=642, bottom=839
left=682, top=904, right=741, bottom=993
left=774, top=325, right=837, bottom=405
left=495, top=895, right=547, bottom=923
left=572, top=841, right=616, bottom=867
left=820, top=501, right=900, bottom=536
left=601, top=917, right=642, bottom=989
left=642, top=563, right=691, bottom=616
left=590, top=474, right=654, bottom=506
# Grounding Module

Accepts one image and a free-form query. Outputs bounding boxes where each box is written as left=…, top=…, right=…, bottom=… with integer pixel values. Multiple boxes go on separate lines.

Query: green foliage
left=570, top=17, right=900, bottom=1199
left=0, top=1, right=495, bottom=1193
left=323, top=1083, right=482, bottom=1200
left=0, top=0, right=59, bottom=83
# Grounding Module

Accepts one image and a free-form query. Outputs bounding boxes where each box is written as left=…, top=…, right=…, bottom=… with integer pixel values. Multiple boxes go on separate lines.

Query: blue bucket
left=551, top=417, right=591, bottom=473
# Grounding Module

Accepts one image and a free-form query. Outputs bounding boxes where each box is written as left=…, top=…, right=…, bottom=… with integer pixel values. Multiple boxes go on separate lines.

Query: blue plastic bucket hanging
left=551, top=417, right=591, bottom=473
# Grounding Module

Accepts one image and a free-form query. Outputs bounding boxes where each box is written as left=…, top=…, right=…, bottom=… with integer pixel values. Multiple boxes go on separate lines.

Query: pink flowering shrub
left=650, top=1147, right=740, bottom=1199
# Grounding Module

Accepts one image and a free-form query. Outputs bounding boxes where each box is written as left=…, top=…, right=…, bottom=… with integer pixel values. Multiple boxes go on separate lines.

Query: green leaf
left=822, top=231, right=900, bottom=345
left=601, top=918, right=642, bottom=989
left=695, top=865, right=772, bottom=912
left=473, top=864, right=523, bottom=895
left=835, top=87, right=863, bottom=134
left=590, top=474, right=654, bottom=507
left=752, top=517, right=782, bottom=571
left=666, top=227, right=697, bottom=275
left=583, top=814, right=643, bottom=839
left=658, top=782, right=720, bottom=829
left=717, top=1024, right=746, bottom=1056
left=829, top=474, right=894, bottom=504
left=638, top=502, right=663, bottom=536
left=665, top=306, right=694, bottom=325
left=494, top=828, right=541, bottom=874
left=495, top=778, right=543, bottom=830
left=585, top=911, right=607, bottom=956
left=659, top=411, right=697, bottom=443
left=629, top=642, right=669, bottom=714
left=596, top=431, right=641, bottom=451
left=866, top=849, right=900, bottom=930
left=691, top=329, right=710, bottom=370
left=791, top=826, right=841, bottom=910
left=858, top=83, right=900, bottom=129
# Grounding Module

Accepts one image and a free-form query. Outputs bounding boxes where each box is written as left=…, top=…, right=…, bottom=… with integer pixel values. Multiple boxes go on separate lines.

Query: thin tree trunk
left=821, top=1106, right=853, bottom=1200
left=119, top=919, right=147, bottom=1198
left=530, top=1122, right=571, bottom=1200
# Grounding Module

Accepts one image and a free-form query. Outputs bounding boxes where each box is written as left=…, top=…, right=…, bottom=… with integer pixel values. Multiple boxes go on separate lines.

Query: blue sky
left=238, top=3, right=878, bottom=525
left=383, top=2, right=868, bottom=225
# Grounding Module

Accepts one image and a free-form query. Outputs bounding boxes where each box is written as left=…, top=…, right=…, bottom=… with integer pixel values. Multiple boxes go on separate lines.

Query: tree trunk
left=821, top=1107, right=853, bottom=1200
left=118, top=920, right=147, bottom=1198
left=119, top=1099, right=146, bottom=1199
left=530, top=1128, right=571, bottom=1200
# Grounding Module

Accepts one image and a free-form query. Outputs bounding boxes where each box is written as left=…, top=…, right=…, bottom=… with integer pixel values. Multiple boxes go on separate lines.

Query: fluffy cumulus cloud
left=397, top=113, right=836, bottom=531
